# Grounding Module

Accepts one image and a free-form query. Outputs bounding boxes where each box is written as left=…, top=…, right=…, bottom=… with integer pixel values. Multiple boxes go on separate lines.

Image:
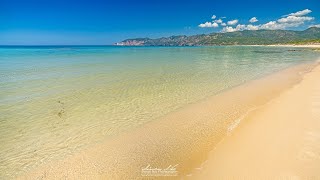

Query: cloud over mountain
left=198, top=9, right=317, bottom=32
left=287, top=9, right=312, bottom=17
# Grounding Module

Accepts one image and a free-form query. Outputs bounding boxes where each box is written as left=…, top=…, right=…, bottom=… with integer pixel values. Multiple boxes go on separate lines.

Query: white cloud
left=211, top=15, right=216, bottom=19
left=235, top=24, right=246, bottom=31
left=246, top=24, right=259, bottom=30
left=249, top=17, right=258, bottom=23
left=309, top=24, right=320, bottom=28
left=227, top=19, right=238, bottom=25
left=222, top=24, right=245, bottom=32
left=222, top=24, right=260, bottom=32
left=199, top=22, right=219, bottom=28
left=277, top=15, right=314, bottom=23
left=214, top=19, right=223, bottom=24
left=259, top=21, right=280, bottom=30
left=199, top=9, right=315, bottom=32
left=258, top=15, right=314, bottom=30
left=222, top=26, right=236, bottom=32
left=212, top=22, right=219, bottom=27
left=287, top=9, right=312, bottom=17
left=260, top=21, right=303, bottom=30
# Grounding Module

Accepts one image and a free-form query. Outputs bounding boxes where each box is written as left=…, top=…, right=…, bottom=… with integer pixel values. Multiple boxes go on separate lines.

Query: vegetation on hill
left=115, top=27, right=320, bottom=46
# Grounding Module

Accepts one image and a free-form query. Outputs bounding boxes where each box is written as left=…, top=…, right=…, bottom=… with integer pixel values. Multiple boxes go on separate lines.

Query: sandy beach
left=2, top=0, right=320, bottom=179
left=17, top=60, right=320, bottom=179
left=243, top=44, right=320, bottom=48
left=190, top=61, right=320, bottom=179
left=268, top=44, right=320, bottom=48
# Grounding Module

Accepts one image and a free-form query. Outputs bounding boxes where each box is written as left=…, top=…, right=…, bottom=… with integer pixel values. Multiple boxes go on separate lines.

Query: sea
left=0, top=45, right=319, bottom=178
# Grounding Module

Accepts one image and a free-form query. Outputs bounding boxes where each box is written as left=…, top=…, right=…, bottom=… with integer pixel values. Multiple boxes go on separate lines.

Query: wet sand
left=19, top=62, right=319, bottom=179
left=190, top=63, right=320, bottom=179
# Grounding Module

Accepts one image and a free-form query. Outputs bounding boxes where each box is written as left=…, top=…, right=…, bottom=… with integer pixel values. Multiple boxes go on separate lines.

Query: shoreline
left=19, top=61, right=319, bottom=179
left=266, top=44, right=320, bottom=48
left=239, top=44, right=320, bottom=48
left=190, top=60, right=320, bottom=179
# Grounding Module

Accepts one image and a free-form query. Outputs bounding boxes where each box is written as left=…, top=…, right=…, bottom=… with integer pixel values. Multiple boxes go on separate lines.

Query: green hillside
left=115, top=27, right=320, bottom=46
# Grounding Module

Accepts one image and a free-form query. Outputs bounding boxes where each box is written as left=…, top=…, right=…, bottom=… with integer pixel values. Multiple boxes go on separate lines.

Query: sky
left=0, top=0, right=319, bottom=45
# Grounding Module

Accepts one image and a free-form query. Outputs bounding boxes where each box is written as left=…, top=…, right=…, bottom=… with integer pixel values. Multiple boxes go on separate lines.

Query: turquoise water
left=0, top=46, right=319, bottom=178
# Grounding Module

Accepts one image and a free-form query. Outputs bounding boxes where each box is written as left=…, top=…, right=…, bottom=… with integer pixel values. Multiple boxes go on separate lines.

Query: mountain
left=115, top=27, right=320, bottom=46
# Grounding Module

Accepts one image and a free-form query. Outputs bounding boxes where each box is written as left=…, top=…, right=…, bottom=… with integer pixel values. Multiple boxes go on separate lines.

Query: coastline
left=190, top=60, right=320, bottom=179
left=18, top=60, right=319, bottom=179
left=267, top=44, right=320, bottom=48
left=240, top=44, right=320, bottom=48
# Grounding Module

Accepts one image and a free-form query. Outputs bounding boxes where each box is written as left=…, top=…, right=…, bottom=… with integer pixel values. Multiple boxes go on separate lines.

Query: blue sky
left=0, top=0, right=319, bottom=45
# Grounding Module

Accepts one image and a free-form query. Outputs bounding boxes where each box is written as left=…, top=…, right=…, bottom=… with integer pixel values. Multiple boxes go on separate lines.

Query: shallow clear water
left=0, top=46, right=319, bottom=178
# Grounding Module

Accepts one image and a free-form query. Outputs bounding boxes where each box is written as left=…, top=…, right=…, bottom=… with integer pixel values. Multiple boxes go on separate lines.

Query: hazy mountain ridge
left=115, top=27, right=320, bottom=46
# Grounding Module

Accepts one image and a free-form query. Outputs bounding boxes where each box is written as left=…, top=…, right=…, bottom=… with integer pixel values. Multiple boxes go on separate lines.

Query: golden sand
left=19, top=62, right=319, bottom=179
left=190, top=63, right=320, bottom=179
